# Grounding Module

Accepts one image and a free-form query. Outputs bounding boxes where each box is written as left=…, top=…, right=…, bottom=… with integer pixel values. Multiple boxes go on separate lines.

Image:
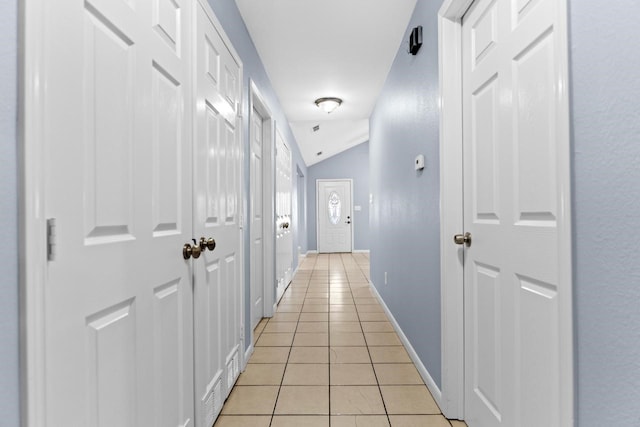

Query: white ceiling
left=235, top=0, right=418, bottom=166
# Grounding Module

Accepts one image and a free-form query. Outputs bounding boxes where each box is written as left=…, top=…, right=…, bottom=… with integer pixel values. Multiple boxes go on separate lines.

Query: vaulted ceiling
left=235, top=0, right=418, bottom=166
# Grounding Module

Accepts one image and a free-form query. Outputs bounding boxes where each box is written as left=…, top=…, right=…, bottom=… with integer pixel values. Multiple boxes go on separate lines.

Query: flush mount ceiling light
left=314, top=97, right=342, bottom=114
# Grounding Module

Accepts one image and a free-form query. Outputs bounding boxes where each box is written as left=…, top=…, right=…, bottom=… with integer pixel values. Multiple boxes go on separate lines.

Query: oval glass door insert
left=328, top=191, right=341, bottom=225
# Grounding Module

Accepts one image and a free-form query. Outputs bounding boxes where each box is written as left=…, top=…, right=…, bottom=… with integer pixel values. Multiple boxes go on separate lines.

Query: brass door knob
left=183, top=240, right=203, bottom=260
left=191, top=244, right=202, bottom=259
left=453, top=232, right=472, bottom=247
left=183, top=244, right=192, bottom=259
left=200, top=237, right=216, bottom=251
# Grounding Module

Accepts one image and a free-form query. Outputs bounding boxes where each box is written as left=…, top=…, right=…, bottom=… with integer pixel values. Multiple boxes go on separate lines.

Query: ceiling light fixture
left=314, top=97, right=342, bottom=114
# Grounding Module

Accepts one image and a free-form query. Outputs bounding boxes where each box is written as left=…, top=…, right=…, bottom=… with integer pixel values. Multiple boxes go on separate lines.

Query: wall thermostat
left=415, top=154, right=425, bottom=171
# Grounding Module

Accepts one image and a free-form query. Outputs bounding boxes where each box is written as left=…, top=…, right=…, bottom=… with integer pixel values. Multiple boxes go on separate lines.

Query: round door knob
left=183, top=244, right=193, bottom=260
left=200, top=237, right=216, bottom=251
left=183, top=241, right=202, bottom=260
left=191, top=244, right=202, bottom=259
left=453, top=232, right=472, bottom=247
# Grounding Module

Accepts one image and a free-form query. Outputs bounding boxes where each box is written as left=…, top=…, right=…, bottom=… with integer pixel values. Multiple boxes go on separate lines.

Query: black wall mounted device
left=409, top=25, right=423, bottom=55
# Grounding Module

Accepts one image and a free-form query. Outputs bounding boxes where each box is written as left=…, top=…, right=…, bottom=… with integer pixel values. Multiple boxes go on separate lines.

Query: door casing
left=21, top=0, right=48, bottom=423
left=438, top=0, right=574, bottom=423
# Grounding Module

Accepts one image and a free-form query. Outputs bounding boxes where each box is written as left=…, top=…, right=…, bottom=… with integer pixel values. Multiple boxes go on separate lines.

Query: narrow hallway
left=214, top=253, right=467, bottom=427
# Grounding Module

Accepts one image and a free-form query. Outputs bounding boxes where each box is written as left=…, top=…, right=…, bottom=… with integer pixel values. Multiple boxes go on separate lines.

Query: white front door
left=275, top=130, right=293, bottom=300
left=250, top=106, right=265, bottom=328
left=192, top=2, right=244, bottom=425
left=317, top=180, right=353, bottom=253
left=462, top=0, right=570, bottom=425
left=41, top=0, right=194, bottom=425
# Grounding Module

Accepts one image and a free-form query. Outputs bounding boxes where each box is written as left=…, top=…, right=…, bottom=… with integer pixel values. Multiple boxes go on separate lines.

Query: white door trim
left=438, top=0, right=574, bottom=423
left=249, top=80, right=275, bottom=323
left=21, top=0, right=48, bottom=424
left=316, top=179, right=354, bottom=253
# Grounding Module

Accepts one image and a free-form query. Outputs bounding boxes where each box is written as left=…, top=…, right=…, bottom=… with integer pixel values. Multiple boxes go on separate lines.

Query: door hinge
left=47, top=218, right=56, bottom=261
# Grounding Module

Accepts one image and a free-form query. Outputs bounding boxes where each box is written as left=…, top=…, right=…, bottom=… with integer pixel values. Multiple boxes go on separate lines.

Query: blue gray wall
left=206, top=0, right=307, bottom=347
left=0, top=0, right=19, bottom=425
left=569, top=1, right=640, bottom=425
left=369, top=0, right=442, bottom=387
left=307, top=142, right=370, bottom=252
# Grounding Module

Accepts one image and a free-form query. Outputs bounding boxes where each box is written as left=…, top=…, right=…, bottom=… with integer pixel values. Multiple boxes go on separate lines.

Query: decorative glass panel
left=328, top=191, right=341, bottom=225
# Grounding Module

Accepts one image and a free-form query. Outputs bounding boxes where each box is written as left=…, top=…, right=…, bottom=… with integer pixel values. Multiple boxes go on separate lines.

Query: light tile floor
left=215, top=253, right=468, bottom=427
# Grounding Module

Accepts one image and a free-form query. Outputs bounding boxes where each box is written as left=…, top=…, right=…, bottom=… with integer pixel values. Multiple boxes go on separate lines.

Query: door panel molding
left=438, top=0, right=573, bottom=423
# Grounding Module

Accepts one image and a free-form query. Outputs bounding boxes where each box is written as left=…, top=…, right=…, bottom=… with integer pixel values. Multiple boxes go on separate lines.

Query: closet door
left=41, top=0, right=194, bottom=425
left=192, top=2, right=244, bottom=425
left=275, top=130, right=293, bottom=300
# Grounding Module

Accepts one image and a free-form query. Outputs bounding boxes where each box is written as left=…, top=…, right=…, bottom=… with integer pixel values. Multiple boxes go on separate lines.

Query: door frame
left=437, top=0, right=574, bottom=423
left=20, top=0, right=48, bottom=424
left=316, top=179, right=354, bottom=253
left=249, top=80, right=275, bottom=326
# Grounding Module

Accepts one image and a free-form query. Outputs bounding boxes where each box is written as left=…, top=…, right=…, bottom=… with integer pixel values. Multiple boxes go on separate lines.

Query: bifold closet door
left=192, top=2, right=245, bottom=425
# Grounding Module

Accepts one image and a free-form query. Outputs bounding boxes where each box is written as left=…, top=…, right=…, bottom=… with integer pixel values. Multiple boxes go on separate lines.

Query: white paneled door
left=36, top=0, right=243, bottom=426
left=250, top=106, right=265, bottom=328
left=317, top=180, right=353, bottom=253
left=462, top=0, right=570, bottom=425
left=42, top=0, right=194, bottom=425
left=275, top=130, right=293, bottom=300
left=192, top=2, right=244, bottom=426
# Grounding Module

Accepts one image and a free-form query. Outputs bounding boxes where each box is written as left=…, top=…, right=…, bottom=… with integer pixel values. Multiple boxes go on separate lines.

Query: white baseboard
left=243, top=343, right=254, bottom=372
left=353, top=249, right=370, bottom=254
left=276, top=279, right=291, bottom=304
left=368, top=281, right=443, bottom=408
left=306, top=250, right=318, bottom=255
